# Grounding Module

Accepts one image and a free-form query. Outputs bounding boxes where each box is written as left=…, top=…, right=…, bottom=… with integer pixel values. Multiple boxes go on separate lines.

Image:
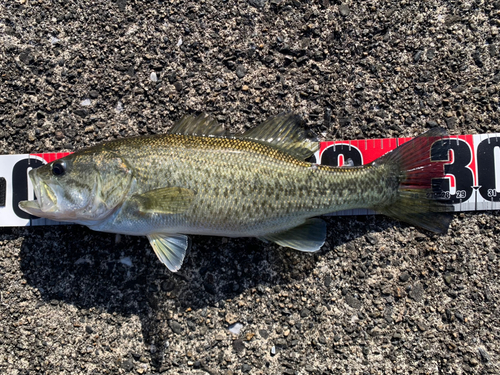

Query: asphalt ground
left=0, top=1, right=499, bottom=374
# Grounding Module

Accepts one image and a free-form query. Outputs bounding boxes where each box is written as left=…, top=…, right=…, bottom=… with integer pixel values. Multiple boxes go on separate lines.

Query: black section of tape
left=0, top=177, right=5, bottom=207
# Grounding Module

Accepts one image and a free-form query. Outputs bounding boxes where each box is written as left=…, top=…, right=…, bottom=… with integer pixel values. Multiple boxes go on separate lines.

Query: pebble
left=228, top=322, right=243, bottom=335
left=365, top=234, right=378, bottom=245
left=169, top=320, right=183, bottom=335
left=74, top=109, right=88, bottom=118
left=236, top=65, right=247, bottom=79
left=399, top=271, right=410, bottom=282
left=345, top=294, right=362, bottom=310
left=299, top=308, right=310, bottom=317
left=339, top=3, right=350, bottom=16
left=409, top=282, right=424, bottom=302
left=248, top=0, right=266, bottom=8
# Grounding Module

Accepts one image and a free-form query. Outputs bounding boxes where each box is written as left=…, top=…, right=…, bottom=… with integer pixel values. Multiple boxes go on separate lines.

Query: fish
left=19, top=114, right=453, bottom=272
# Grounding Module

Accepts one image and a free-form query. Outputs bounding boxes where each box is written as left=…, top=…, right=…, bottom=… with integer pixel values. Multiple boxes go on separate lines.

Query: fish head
left=19, top=150, right=134, bottom=223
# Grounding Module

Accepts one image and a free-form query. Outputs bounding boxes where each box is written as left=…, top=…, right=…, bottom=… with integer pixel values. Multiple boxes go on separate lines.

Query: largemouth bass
left=19, top=114, right=452, bottom=271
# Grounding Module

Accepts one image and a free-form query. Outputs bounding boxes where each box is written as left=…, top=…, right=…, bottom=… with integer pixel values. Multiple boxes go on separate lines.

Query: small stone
left=232, top=339, right=245, bottom=352
left=228, top=322, right=243, bottom=335
left=169, top=320, right=183, bottom=334
left=121, top=358, right=134, bottom=371
left=443, top=273, right=454, bottom=286
left=365, top=234, right=378, bottom=245
left=241, top=85, right=249, bottom=91
left=454, top=311, right=465, bottom=323
left=161, top=280, right=175, bottom=292
left=427, top=48, right=436, bottom=60
left=74, top=109, right=88, bottom=118
left=399, top=271, right=410, bottom=282
left=150, top=72, right=158, bottom=82
left=236, top=65, right=247, bottom=78
left=478, top=347, right=490, bottom=363
left=225, top=313, right=238, bottom=325
left=248, top=0, right=267, bottom=8
left=417, top=321, right=428, bottom=331
left=174, top=81, right=183, bottom=91
left=259, top=329, right=269, bottom=339
left=89, top=90, right=99, bottom=99
left=409, top=282, right=424, bottom=302
left=469, top=357, right=479, bottom=367
left=324, top=274, right=332, bottom=287
left=55, top=130, right=64, bottom=140
left=345, top=294, right=362, bottom=310
left=414, top=50, right=424, bottom=62
left=300, top=308, right=310, bottom=318
left=241, top=363, right=252, bottom=373
left=339, top=3, right=350, bottom=16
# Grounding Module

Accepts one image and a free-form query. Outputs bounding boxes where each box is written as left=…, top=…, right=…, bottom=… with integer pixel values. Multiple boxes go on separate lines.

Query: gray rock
left=248, top=0, right=267, bottom=8
left=339, top=4, right=350, bottom=16
left=409, top=282, right=424, bottom=302
left=399, top=271, right=410, bottom=282
left=345, top=294, right=362, bottom=310
left=236, top=65, right=247, bottom=79
left=169, top=320, right=183, bottom=334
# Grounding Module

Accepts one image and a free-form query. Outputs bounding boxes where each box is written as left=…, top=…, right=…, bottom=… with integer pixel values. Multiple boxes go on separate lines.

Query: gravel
left=1, top=0, right=500, bottom=374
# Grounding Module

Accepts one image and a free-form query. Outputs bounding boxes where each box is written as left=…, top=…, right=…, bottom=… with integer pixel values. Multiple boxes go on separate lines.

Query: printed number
left=12, top=158, right=45, bottom=219
left=431, top=139, right=474, bottom=204
left=320, top=145, right=363, bottom=167
left=477, top=137, right=500, bottom=201
left=427, top=191, right=450, bottom=199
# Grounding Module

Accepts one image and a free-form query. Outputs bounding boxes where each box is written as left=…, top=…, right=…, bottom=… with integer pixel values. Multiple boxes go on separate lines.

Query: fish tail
left=372, top=128, right=453, bottom=233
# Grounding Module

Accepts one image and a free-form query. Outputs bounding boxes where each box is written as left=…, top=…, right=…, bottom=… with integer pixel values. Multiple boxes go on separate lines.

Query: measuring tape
left=1, top=133, right=499, bottom=227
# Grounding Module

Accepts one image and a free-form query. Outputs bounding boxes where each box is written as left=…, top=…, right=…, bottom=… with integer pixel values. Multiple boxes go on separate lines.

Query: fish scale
left=19, top=113, right=452, bottom=272
left=91, top=134, right=382, bottom=236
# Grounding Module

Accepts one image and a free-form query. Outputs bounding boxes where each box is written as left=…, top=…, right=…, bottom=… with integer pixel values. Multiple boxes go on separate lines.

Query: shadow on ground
left=16, top=215, right=389, bottom=368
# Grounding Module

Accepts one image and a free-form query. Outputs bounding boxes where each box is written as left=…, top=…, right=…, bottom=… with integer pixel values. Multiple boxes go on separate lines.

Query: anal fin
left=147, top=233, right=190, bottom=272
left=259, top=218, right=326, bottom=252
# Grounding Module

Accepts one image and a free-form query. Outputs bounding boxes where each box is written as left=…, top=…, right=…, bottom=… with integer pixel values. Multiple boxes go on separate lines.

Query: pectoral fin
left=134, top=187, right=195, bottom=214
left=259, top=218, right=326, bottom=252
left=147, top=233, right=190, bottom=272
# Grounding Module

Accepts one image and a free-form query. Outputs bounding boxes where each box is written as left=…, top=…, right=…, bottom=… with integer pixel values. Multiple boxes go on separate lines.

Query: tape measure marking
left=2, top=134, right=500, bottom=227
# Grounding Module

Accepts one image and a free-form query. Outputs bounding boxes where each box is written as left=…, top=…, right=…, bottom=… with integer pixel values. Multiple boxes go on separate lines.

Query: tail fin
left=373, top=128, right=453, bottom=233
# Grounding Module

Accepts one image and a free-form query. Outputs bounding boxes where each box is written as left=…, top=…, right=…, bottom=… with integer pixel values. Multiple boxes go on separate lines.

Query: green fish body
left=19, top=114, right=452, bottom=271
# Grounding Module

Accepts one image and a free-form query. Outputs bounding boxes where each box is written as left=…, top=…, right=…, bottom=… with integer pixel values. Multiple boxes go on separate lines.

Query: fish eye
left=52, top=161, right=66, bottom=176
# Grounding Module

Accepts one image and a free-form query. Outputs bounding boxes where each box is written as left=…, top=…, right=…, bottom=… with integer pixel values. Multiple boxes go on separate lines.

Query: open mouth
left=18, top=170, right=58, bottom=217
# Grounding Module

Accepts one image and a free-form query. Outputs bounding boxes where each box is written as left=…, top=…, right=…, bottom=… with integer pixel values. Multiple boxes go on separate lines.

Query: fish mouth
left=18, top=170, right=59, bottom=218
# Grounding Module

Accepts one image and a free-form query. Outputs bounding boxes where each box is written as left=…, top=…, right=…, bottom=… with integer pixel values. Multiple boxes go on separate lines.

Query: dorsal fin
left=238, top=114, right=318, bottom=160
left=169, top=113, right=226, bottom=137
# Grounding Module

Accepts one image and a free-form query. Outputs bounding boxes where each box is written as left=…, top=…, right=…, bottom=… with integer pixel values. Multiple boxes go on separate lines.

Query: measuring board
left=1, top=134, right=499, bottom=227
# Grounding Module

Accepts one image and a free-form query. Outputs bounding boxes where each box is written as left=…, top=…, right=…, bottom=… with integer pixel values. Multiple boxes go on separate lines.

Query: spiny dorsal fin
left=147, top=233, right=190, bottom=272
left=170, top=113, right=226, bottom=137
left=238, top=114, right=318, bottom=160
